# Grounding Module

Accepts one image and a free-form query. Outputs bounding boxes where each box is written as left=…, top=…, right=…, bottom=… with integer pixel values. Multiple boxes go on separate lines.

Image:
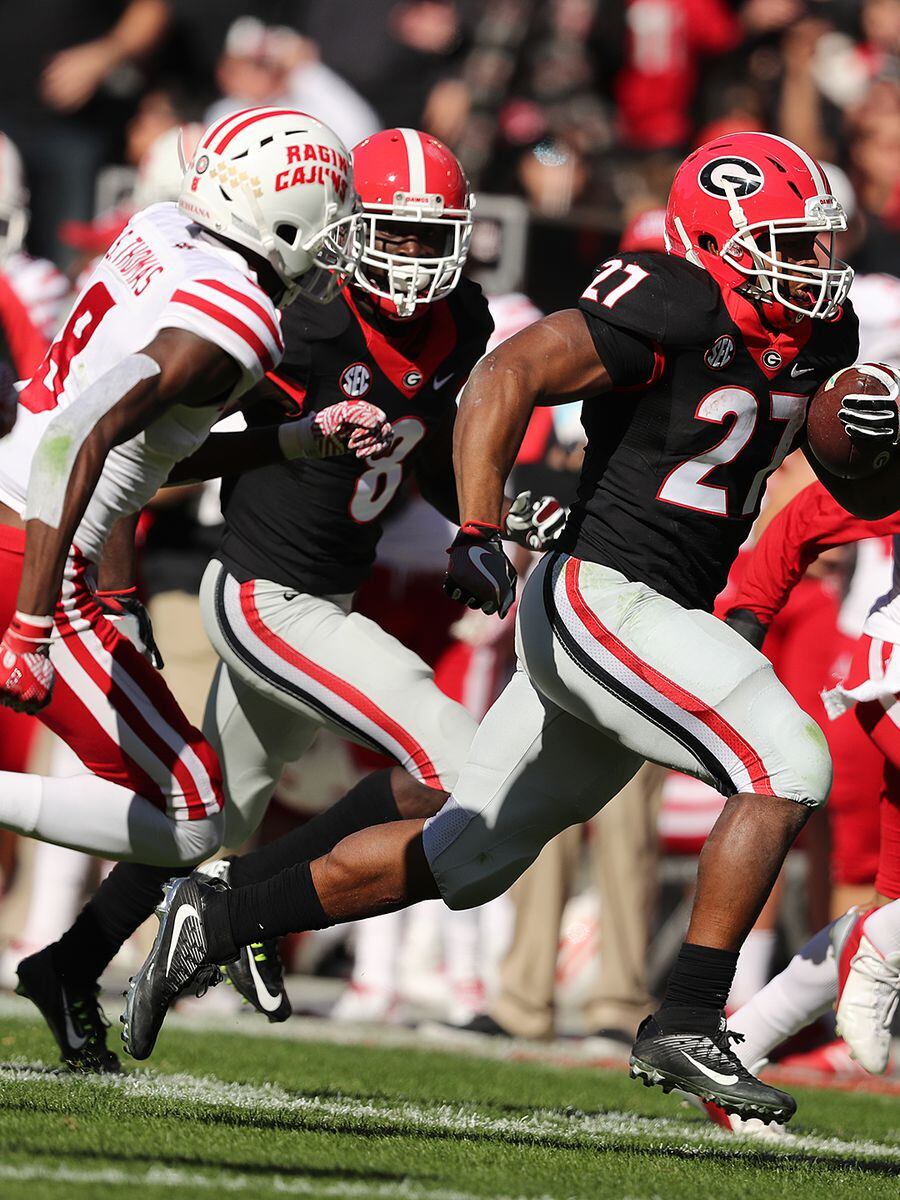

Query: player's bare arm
left=445, top=310, right=612, bottom=616
left=454, top=309, right=613, bottom=527
left=15, top=329, right=238, bottom=619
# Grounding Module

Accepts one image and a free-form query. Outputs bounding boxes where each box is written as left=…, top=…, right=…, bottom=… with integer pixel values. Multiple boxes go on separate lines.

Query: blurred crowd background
left=0, top=0, right=898, bottom=1066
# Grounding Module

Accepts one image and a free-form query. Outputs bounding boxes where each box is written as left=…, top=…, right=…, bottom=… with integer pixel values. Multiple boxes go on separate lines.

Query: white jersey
left=0, top=202, right=283, bottom=562
left=5, top=250, right=70, bottom=339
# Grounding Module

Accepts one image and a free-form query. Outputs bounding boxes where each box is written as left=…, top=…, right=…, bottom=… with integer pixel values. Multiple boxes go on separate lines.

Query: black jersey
left=561, top=252, right=859, bottom=610
left=218, top=279, right=493, bottom=595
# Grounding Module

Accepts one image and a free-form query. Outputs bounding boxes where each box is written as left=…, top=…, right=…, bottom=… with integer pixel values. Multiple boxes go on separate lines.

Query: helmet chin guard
left=180, top=107, right=363, bottom=306
left=665, top=132, right=854, bottom=322
left=350, top=129, right=472, bottom=319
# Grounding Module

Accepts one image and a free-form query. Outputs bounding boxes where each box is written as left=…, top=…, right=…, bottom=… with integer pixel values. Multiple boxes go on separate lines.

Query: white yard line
left=2, top=1060, right=899, bottom=1166
left=0, top=1163, right=550, bottom=1200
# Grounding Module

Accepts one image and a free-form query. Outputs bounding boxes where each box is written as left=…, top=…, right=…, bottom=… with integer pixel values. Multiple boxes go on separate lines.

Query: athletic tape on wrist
left=24, top=354, right=162, bottom=530
left=278, top=416, right=316, bottom=460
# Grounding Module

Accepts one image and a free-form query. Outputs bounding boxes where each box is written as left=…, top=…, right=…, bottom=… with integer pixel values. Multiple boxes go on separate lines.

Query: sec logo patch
left=704, top=335, right=735, bottom=370
left=340, top=363, right=372, bottom=397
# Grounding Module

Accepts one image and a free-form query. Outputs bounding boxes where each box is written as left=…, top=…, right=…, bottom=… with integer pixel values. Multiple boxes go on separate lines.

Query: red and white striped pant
left=424, top=553, right=832, bottom=909
left=0, top=526, right=223, bottom=826
left=200, top=560, right=476, bottom=848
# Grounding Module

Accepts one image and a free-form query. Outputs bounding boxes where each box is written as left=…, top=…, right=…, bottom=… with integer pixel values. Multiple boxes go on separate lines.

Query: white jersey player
left=0, top=108, right=388, bottom=872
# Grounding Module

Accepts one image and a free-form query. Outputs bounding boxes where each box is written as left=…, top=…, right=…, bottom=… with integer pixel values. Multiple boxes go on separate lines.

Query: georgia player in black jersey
left=127, top=133, right=881, bottom=1123
left=22, top=129, right=560, bottom=1066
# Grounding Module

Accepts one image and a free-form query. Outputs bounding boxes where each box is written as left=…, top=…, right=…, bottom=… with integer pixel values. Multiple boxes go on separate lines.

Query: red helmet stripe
left=397, top=127, right=426, bottom=193
left=200, top=105, right=293, bottom=151
left=212, top=108, right=309, bottom=154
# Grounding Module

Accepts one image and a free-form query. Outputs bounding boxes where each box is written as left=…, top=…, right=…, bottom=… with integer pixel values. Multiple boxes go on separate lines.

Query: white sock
left=0, top=769, right=221, bottom=864
left=728, top=928, right=777, bottom=1010
left=350, top=910, right=403, bottom=995
left=863, top=899, right=900, bottom=956
left=729, top=921, right=838, bottom=1071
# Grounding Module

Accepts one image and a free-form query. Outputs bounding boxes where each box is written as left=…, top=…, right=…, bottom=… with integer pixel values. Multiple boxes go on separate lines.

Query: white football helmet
left=179, top=107, right=362, bottom=305
left=0, top=133, right=28, bottom=264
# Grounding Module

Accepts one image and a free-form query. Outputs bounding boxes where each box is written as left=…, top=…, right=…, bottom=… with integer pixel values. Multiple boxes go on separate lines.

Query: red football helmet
left=351, top=128, right=473, bottom=319
left=665, top=132, right=853, bottom=322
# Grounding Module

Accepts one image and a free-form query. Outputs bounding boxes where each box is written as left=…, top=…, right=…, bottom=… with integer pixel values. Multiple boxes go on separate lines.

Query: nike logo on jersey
left=790, top=363, right=815, bottom=377
left=62, top=995, right=88, bottom=1050
left=433, top=372, right=456, bottom=391
left=680, top=1051, right=740, bottom=1085
left=246, top=949, right=283, bottom=1013
left=166, top=903, right=202, bottom=975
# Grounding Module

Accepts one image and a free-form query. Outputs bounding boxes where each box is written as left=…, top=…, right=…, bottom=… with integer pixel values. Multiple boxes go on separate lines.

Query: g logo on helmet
left=698, top=157, right=764, bottom=200
left=340, top=363, right=372, bottom=397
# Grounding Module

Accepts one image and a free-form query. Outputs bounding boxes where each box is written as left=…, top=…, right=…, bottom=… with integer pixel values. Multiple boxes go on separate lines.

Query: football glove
left=724, top=608, right=768, bottom=651
left=505, top=490, right=568, bottom=551
left=444, top=522, right=517, bottom=618
left=0, top=612, right=55, bottom=713
left=96, top=588, right=164, bottom=669
left=838, top=366, right=900, bottom=445
left=280, top=400, right=393, bottom=460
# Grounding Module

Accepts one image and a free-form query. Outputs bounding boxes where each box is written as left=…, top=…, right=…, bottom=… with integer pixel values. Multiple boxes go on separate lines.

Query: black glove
left=444, top=522, right=517, bottom=618
left=724, top=607, right=768, bottom=651
left=838, top=367, right=900, bottom=445
left=96, top=589, right=165, bottom=669
left=504, top=490, right=568, bottom=551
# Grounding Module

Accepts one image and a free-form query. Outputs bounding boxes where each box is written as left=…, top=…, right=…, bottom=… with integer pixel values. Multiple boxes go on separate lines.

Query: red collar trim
left=721, top=287, right=813, bottom=378
left=343, top=291, right=458, bottom=397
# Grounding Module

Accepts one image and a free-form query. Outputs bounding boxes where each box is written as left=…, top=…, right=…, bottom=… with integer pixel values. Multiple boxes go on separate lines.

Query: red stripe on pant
left=238, top=580, right=443, bottom=788
left=54, top=595, right=222, bottom=821
left=563, top=557, right=775, bottom=795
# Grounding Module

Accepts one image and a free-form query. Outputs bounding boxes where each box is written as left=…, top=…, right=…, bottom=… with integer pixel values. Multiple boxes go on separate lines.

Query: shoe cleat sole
left=628, top=1058, right=792, bottom=1125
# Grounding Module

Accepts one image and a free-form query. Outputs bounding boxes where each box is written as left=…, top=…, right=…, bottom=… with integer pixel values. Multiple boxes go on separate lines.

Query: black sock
left=52, top=861, right=191, bottom=987
left=659, top=942, right=738, bottom=1018
left=205, top=860, right=329, bottom=961
left=229, top=769, right=399, bottom=888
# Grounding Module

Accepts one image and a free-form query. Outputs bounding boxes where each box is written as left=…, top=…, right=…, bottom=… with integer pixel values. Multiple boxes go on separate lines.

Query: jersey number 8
left=350, top=416, right=426, bottom=523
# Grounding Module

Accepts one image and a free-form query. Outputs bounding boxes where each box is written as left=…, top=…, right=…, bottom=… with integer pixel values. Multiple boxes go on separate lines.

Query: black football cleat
left=224, top=939, right=292, bottom=1023
left=16, top=946, right=121, bottom=1073
left=121, top=875, right=223, bottom=1060
left=193, top=859, right=291, bottom=1023
left=629, top=1011, right=797, bottom=1125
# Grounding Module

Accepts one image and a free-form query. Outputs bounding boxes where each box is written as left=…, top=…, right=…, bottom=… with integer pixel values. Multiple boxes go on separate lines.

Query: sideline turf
left=0, top=1011, right=897, bottom=1200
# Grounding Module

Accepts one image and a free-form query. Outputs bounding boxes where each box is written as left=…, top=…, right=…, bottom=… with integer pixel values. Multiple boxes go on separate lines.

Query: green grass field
left=1, top=1001, right=898, bottom=1200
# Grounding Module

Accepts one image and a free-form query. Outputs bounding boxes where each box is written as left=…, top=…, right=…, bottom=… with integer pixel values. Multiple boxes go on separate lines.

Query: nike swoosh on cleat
left=680, top=1051, right=740, bottom=1086
left=246, top=952, right=283, bottom=1013
left=165, top=903, right=202, bottom=976
left=63, top=1000, right=88, bottom=1050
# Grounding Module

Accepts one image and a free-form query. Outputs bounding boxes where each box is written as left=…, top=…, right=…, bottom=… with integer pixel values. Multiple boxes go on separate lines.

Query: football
left=806, top=363, right=898, bottom=480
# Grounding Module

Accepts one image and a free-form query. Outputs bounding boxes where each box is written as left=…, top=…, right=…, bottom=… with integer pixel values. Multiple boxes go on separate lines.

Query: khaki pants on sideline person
left=492, top=762, right=665, bottom=1040
left=147, top=590, right=221, bottom=730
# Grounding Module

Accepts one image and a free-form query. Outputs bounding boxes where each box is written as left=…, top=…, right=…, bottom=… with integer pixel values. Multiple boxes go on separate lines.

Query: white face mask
left=352, top=208, right=472, bottom=318
left=722, top=195, right=854, bottom=320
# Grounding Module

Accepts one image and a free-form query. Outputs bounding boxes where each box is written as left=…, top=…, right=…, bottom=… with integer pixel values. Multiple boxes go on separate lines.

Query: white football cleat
left=835, top=932, right=900, bottom=1075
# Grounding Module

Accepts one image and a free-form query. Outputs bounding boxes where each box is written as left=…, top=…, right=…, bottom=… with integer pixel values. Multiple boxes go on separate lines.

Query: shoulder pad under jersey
left=578, top=251, right=721, bottom=347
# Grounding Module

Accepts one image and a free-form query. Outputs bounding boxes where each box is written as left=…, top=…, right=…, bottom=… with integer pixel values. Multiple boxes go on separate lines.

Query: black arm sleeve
left=578, top=309, right=659, bottom=389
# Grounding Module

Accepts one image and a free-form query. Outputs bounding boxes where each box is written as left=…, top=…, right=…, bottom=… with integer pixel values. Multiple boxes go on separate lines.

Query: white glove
left=279, top=400, right=393, bottom=460
left=504, top=490, right=568, bottom=551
